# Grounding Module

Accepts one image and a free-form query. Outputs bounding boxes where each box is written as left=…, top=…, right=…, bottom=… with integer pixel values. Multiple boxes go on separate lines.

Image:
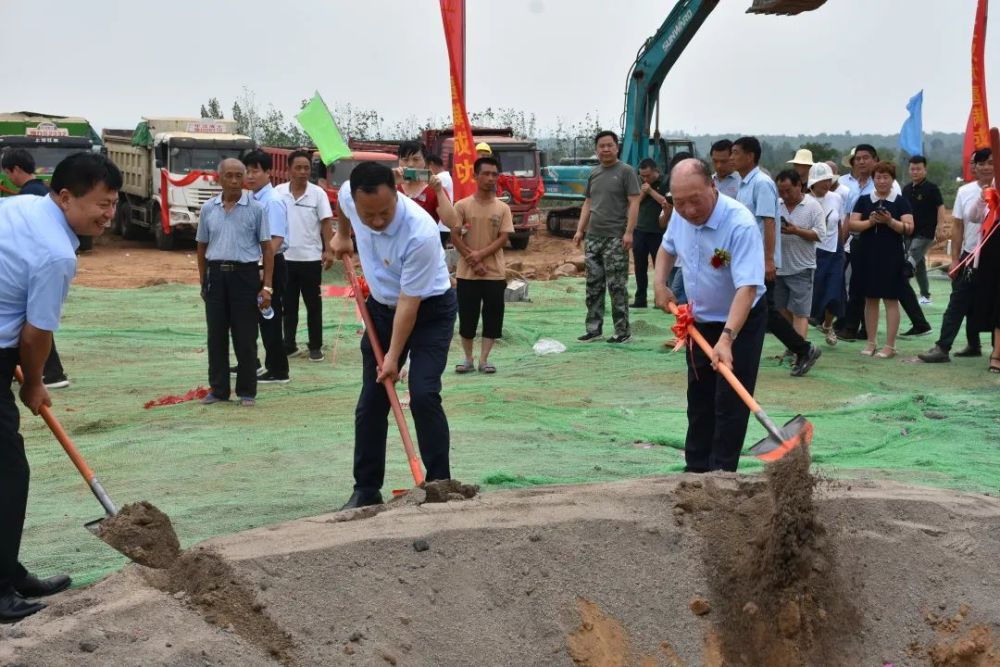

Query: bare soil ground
left=3, top=471, right=998, bottom=667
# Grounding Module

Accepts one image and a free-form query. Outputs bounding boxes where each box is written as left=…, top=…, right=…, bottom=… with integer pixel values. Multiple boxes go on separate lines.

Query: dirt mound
left=4, top=477, right=1000, bottom=666
left=146, top=547, right=297, bottom=666
left=423, top=478, right=479, bottom=502
left=675, top=446, right=860, bottom=665
left=95, top=501, right=181, bottom=569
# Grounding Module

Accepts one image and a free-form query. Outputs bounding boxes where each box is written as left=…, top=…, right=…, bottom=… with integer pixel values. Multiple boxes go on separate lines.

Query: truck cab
left=0, top=113, right=103, bottom=195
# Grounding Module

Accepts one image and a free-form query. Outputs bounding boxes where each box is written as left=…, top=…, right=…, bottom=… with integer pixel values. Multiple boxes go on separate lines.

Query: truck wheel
left=509, top=234, right=530, bottom=251
left=546, top=213, right=561, bottom=235
left=77, top=236, right=94, bottom=252
left=112, top=196, right=130, bottom=236
left=121, top=200, right=146, bottom=241
left=152, top=206, right=175, bottom=251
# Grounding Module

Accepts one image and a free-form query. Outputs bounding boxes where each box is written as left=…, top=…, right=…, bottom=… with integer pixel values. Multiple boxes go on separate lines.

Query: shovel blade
left=749, top=414, right=813, bottom=462
left=85, top=517, right=107, bottom=535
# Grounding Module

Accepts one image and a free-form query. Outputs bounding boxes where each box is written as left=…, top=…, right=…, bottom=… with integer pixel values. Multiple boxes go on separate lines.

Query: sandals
left=860, top=343, right=877, bottom=357
left=990, top=356, right=1000, bottom=374
left=455, top=360, right=476, bottom=374
left=875, top=346, right=896, bottom=359
left=479, top=362, right=497, bottom=374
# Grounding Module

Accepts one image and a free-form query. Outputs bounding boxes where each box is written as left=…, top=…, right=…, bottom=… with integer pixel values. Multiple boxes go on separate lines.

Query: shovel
left=667, top=302, right=813, bottom=462
left=342, top=257, right=426, bottom=491
left=14, top=366, right=117, bottom=532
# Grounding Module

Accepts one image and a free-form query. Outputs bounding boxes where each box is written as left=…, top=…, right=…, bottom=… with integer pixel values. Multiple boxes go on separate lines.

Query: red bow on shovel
left=666, top=301, right=813, bottom=462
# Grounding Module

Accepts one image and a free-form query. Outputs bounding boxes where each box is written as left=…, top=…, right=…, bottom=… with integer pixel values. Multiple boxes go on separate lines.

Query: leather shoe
left=0, top=590, right=46, bottom=622
left=14, top=573, right=71, bottom=598
left=954, top=346, right=982, bottom=358
left=339, top=490, right=383, bottom=511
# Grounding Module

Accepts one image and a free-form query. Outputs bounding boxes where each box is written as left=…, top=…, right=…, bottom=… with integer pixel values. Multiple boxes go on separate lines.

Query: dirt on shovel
left=94, top=500, right=182, bottom=569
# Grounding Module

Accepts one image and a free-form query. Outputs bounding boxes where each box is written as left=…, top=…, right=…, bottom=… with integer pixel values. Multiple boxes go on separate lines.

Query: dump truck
left=0, top=112, right=105, bottom=250
left=103, top=117, right=254, bottom=250
left=352, top=127, right=545, bottom=249
left=261, top=146, right=396, bottom=209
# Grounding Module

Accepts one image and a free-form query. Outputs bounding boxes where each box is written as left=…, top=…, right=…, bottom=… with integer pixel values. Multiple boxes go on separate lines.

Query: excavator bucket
left=746, top=0, right=827, bottom=15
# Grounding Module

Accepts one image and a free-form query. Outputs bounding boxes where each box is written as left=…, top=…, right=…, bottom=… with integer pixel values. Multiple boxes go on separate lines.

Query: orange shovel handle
left=667, top=302, right=763, bottom=414
left=14, top=366, right=97, bottom=483
left=342, top=257, right=425, bottom=487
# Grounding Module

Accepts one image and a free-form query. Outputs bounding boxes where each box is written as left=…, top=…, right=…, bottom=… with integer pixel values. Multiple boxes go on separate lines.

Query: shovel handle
left=14, top=366, right=97, bottom=482
left=667, top=302, right=763, bottom=414
left=341, top=257, right=425, bottom=487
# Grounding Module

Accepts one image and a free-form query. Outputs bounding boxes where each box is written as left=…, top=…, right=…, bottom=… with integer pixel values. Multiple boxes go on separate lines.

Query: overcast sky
left=3, top=0, right=997, bottom=137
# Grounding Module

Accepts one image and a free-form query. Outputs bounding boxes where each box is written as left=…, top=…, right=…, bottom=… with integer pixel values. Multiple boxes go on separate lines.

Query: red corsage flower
left=710, top=248, right=731, bottom=269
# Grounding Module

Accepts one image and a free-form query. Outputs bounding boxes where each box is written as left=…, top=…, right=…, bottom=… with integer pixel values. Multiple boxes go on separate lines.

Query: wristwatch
left=722, top=327, right=737, bottom=341
left=262, top=286, right=273, bottom=294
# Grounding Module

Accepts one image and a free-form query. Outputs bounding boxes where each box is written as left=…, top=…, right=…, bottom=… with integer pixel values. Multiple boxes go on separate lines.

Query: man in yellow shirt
left=450, top=157, right=514, bottom=374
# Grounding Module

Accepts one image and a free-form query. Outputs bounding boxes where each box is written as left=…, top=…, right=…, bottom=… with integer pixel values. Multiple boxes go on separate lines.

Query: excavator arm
left=619, top=0, right=828, bottom=172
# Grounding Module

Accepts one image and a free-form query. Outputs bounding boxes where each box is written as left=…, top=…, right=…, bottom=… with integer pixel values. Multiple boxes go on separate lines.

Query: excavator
left=543, top=0, right=827, bottom=236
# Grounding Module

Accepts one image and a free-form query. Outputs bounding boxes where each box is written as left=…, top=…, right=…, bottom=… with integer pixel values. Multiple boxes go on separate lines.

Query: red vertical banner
left=964, top=0, right=990, bottom=181
left=440, top=0, right=476, bottom=200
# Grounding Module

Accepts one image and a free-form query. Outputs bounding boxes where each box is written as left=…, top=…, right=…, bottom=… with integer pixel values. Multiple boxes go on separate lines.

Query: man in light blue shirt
left=709, top=139, right=741, bottom=199
left=196, top=158, right=272, bottom=406
left=333, top=162, right=456, bottom=510
left=733, top=136, right=821, bottom=377
left=242, top=150, right=290, bottom=383
left=0, top=153, right=121, bottom=620
left=654, top=159, right=767, bottom=473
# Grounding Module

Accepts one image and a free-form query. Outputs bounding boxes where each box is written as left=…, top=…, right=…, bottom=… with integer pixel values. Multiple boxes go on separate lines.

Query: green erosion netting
left=18, top=267, right=1000, bottom=585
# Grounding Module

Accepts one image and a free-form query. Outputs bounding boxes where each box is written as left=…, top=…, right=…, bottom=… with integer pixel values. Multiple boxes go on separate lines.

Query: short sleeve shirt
left=275, top=182, right=334, bottom=261
left=902, top=180, right=943, bottom=239
left=0, top=195, right=78, bottom=347
left=453, top=196, right=515, bottom=280
left=736, top=166, right=783, bottom=269
left=196, top=192, right=269, bottom=262
left=253, top=183, right=289, bottom=254
left=636, top=176, right=670, bottom=233
left=953, top=182, right=986, bottom=255
left=338, top=183, right=452, bottom=306
left=18, top=179, right=49, bottom=196
left=810, top=191, right=844, bottom=253
left=712, top=172, right=741, bottom=199
left=584, top=161, right=640, bottom=238
left=778, top=196, right=825, bottom=274
left=662, top=193, right=765, bottom=323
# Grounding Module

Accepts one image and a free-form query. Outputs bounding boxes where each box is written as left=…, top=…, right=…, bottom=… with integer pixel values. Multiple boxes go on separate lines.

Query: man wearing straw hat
left=787, top=148, right=815, bottom=192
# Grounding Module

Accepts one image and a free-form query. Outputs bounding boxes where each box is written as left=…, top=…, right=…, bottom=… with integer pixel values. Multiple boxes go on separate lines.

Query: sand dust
left=3, top=475, right=999, bottom=666
left=94, top=501, right=181, bottom=569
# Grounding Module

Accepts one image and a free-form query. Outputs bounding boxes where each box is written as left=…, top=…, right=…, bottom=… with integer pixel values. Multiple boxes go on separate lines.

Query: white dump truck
left=103, top=117, right=255, bottom=250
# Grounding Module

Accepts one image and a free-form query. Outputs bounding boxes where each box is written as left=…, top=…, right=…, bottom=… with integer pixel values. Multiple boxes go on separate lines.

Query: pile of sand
left=2, top=465, right=999, bottom=666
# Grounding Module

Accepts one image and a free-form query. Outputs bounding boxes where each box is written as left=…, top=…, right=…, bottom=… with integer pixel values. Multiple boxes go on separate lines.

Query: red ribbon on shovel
left=670, top=303, right=694, bottom=352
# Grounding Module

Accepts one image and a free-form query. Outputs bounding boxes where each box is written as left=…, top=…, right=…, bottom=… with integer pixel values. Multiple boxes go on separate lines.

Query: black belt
left=208, top=261, right=258, bottom=271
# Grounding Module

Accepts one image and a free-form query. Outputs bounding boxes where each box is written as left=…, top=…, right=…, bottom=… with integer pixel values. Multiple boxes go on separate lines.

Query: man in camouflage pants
left=573, top=131, right=641, bottom=343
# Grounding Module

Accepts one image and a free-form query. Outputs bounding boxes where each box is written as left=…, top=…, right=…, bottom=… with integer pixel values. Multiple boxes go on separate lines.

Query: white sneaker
left=918, top=296, right=932, bottom=305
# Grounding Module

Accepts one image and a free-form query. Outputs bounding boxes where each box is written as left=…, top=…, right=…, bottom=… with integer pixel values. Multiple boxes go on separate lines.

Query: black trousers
left=354, top=291, right=457, bottom=493
left=0, top=348, right=29, bottom=591
left=632, top=230, right=664, bottom=306
left=936, top=263, right=980, bottom=352
left=765, top=279, right=810, bottom=355
left=43, top=341, right=65, bottom=381
left=456, top=278, right=506, bottom=339
left=205, top=263, right=259, bottom=399
left=684, top=299, right=767, bottom=473
left=284, top=260, right=323, bottom=352
left=259, top=253, right=288, bottom=377
left=838, top=252, right=929, bottom=333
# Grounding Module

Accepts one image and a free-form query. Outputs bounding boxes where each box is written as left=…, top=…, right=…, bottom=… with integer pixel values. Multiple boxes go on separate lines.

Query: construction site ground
left=2, top=229, right=998, bottom=666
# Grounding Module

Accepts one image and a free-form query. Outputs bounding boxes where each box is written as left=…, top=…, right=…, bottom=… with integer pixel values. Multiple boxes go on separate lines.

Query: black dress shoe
left=14, top=573, right=71, bottom=598
left=0, top=591, right=46, bottom=622
left=954, top=346, right=983, bottom=358
left=339, top=490, right=383, bottom=511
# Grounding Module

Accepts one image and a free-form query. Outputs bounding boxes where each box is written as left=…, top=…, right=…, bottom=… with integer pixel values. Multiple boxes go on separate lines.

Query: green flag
left=296, top=93, right=351, bottom=165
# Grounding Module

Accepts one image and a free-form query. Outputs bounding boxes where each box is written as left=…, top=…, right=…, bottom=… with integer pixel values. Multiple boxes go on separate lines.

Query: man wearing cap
left=836, top=145, right=929, bottom=340
left=0, top=152, right=121, bottom=620
left=653, top=159, right=767, bottom=473
left=732, top=136, right=821, bottom=377
left=787, top=148, right=814, bottom=192
left=332, top=162, right=456, bottom=510
left=476, top=142, right=492, bottom=158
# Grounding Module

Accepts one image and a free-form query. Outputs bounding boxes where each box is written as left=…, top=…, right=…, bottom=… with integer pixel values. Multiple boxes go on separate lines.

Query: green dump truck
left=0, top=112, right=105, bottom=250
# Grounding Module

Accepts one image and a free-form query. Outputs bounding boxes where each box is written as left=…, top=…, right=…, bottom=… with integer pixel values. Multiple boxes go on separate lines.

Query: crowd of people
left=0, top=130, right=997, bottom=620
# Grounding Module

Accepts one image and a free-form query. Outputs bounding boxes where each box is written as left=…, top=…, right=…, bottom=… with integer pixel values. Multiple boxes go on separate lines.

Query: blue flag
left=899, top=90, right=924, bottom=156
